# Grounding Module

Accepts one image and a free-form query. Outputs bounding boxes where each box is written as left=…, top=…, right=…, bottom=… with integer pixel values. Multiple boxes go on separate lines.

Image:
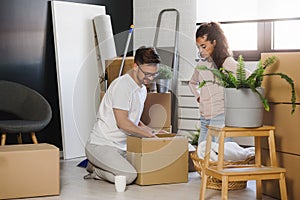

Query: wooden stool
left=199, top=125, right=287, bottom=200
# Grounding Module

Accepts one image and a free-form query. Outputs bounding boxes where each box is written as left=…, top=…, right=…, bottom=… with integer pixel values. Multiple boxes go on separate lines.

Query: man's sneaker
left=86, top=161, right=95, bottom=173
left=83, top=172, right=97, bottom=179
left=83, top=163, right=104, bottom=180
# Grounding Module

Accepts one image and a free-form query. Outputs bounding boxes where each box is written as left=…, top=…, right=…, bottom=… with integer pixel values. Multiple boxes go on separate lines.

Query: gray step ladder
left=153, top=8, right=180, bottom=133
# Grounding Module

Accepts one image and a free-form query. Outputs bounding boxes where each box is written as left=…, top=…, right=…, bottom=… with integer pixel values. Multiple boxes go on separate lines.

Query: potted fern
left=197, top=55, right=296, bottom=127
left=156, top=64, right=172, bottom=93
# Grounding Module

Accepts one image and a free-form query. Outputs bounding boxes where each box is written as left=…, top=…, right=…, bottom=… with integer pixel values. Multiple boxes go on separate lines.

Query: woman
left=189, top=22, right=250, bottom=143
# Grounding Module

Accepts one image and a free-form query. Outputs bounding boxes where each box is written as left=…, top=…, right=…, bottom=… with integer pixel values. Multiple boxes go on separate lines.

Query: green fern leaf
left=236, top=55, right=247, bottom=88
left=264, top=72, right=296, bottom=114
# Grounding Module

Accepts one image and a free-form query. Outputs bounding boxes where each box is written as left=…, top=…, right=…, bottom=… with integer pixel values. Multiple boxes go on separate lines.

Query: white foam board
left=51, top=1, right=105, bottom=159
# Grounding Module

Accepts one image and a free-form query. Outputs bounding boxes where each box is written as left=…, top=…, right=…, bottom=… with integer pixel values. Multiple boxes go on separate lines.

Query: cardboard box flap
left=141, top=93, right=171, bottom=128
left=261, top=52, right=300, bottom=103
left=155, top=133, right=176, bottom=138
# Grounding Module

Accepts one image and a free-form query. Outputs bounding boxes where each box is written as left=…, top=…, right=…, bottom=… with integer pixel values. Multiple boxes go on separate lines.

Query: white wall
left=197, top=0, right=300, bottom=22
left=133, top=0, right=199, bottom=136
left=133, top=0, right=197, bottom=80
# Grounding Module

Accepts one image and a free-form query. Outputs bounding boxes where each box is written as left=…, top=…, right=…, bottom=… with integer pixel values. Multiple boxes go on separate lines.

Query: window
left=197, top=18, right=300, bottom=60
left=273, top=19, right=300, bottom=50
left=221, top=22, right=257, bottom=51
left=197, top=1, right=300, bottom=60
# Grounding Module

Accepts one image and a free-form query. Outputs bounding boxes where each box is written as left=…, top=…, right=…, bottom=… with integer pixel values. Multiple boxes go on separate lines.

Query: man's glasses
left=138, top=65, right=159, bottom=78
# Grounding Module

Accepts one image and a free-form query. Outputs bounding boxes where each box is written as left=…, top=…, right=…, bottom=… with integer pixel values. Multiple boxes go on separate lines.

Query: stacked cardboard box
left=127, top=134, right=188, bottom=185
left=0, top=144, right=60, bottom=199
left=261, top=52, right=300, bottom=200
left=105, top=56, right=134, bottom=87
left=105, top=58, right=183, bottom=181
left=105, top=58, right=172, bottom=132
left=262, top=148, right=300, bottom=199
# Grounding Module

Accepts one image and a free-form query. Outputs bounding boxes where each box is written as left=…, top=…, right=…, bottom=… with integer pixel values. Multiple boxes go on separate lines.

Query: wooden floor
left=17, top=158, right=277, bottom=200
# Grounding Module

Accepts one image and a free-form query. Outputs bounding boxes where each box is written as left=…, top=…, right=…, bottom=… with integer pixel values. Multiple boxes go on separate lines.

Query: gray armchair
left=0, top=80, right=52, bottom=145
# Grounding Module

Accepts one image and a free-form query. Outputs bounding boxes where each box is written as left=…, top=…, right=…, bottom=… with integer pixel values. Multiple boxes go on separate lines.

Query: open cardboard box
left=127, top=134, right=188, bottom=185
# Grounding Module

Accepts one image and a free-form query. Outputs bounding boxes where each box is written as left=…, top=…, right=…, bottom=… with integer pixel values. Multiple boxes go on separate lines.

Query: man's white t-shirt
left=88, top=74, right=147, bottom=151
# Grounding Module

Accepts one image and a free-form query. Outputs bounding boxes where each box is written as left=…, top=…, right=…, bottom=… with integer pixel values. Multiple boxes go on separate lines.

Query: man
left=85, top=46, right=163, bottom=184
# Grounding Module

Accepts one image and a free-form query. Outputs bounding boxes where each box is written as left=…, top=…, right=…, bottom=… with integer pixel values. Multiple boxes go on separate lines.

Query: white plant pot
left=224, top=88, right=264, bottom=127
left=156, top=79, right=170, bottom=93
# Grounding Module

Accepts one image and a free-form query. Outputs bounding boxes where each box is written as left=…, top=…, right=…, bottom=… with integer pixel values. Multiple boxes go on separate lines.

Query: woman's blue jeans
left=198, top=113, right=232, bottom=144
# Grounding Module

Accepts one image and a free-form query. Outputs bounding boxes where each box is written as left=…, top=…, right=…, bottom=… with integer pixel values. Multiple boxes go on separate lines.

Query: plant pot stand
left=199, top=125, right=287, bottom=200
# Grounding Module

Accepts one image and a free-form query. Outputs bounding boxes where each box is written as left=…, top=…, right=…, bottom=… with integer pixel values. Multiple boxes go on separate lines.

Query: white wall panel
left=178, top=96, right=198, bottom=107
left=178, top=118, right=200, bottom=130
left=177, top=81, right=193, bottom=96
left=178, top=107, right=199, bottom=119
left=52, top=1, right=105, bottom=159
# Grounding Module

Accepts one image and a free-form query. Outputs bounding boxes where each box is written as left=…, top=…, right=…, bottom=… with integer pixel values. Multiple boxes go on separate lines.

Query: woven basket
left=190, top=149, right=255, bottom=190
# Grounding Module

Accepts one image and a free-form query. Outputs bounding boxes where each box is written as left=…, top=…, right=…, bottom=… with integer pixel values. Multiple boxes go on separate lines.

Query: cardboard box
left=141, top=92, right=171, bottom=129
left=262, top=149, right=300, bottom=200
left=0, top=144, right=60, bottom=199
left=261, top=52, right=300, bottom=103
left=152, top=126, right=172, bottom=133
left=105, top=56, right=134, bottom=87
left=263, top=104, right=300, bottom=155
left=127, top=134, right=188, bottom=185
